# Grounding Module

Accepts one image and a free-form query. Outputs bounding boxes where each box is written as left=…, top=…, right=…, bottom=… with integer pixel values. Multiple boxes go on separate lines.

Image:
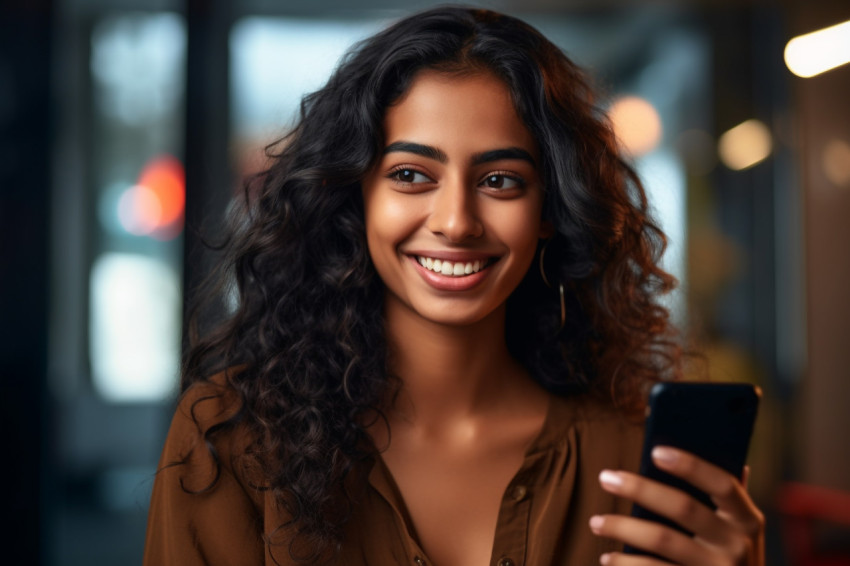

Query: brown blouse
left=143, top=379, right=644, bottom=566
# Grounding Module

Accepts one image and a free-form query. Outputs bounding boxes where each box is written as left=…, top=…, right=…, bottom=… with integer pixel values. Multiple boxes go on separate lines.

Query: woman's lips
left=405, top=253, right=498, bottom=291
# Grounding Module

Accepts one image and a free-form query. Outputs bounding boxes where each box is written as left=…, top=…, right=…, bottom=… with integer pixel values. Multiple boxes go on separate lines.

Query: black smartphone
left=623, top=381, right=761, bottom=556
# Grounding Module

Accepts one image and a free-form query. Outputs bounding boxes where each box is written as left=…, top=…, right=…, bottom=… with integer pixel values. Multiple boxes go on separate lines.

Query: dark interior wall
left=0, top=0, right=53, bottom=562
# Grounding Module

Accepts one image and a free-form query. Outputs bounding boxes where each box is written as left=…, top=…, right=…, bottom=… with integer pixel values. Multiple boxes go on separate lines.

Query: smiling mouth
left=414, top=255, right=497, bottom=277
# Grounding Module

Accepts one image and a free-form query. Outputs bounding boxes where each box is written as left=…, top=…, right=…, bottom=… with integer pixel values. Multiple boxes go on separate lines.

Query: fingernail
left=600, top=553, right=612, bottom=565
left=652, top=446, right=678, bottom=464
left=589, top=515, right=605, bottom=532
left=599, top=469, right=623, bottom=487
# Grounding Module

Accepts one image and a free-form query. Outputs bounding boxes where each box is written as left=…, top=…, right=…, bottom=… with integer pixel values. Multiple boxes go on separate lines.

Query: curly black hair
left=180, top=6, right=680, bottom=561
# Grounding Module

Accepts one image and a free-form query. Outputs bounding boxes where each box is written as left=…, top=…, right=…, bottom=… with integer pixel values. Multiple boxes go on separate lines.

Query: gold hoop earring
left=558, top=281, right=566, bottom=331
left=540, top=240, right=566, bottom=331
left=539, top=240, right=552, bottom=288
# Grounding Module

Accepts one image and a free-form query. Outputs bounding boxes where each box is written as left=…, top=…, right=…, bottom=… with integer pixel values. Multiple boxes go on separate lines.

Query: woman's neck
left=382, top=300, right=527, bottom=429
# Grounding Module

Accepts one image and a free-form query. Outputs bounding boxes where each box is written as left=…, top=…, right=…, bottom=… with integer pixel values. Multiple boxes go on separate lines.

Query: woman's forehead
left=381, top=69, right=539, bottom=160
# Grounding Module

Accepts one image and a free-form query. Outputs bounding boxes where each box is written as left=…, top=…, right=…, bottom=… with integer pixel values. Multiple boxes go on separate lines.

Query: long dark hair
left=181, top=6, right=680, bottom=561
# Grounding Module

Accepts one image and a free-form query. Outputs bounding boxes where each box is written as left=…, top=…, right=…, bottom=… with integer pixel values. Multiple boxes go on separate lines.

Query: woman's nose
left=426, top=179, right=484, bottom=242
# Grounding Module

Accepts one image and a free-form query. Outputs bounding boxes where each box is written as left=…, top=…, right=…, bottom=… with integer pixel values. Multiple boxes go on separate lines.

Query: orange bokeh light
left=127, top=155, right=185, bottom=240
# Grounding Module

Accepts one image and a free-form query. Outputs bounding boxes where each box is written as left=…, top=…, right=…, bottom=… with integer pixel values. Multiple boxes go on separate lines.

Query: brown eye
left=481, top=174, right=523, bottom=189
left=390, top=168, right=432, bottom=184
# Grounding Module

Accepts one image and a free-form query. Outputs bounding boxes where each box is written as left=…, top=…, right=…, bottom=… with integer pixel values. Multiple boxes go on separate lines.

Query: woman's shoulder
left=158, top=369, right=256, bottom=488
left=146, top=371, right=268, bottom=565
left=173, top=371, right=243, bottom=435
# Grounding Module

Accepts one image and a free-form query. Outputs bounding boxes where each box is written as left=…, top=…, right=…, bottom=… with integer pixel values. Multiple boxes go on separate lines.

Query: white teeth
left=416, top=256, right=488, bottom=277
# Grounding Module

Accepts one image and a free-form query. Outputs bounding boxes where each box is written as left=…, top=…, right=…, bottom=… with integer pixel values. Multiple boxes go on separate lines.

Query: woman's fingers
left=597, top=469, right=735, bottom=547
left=651, top=447, right=765, bottom=537
left=589, top=514, right=716, bottom=566
left=595, top=448, right=766, bottom=565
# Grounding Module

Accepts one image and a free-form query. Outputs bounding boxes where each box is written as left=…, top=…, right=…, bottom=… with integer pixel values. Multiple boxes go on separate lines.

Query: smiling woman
left=144, top=6, right=765, bottom=566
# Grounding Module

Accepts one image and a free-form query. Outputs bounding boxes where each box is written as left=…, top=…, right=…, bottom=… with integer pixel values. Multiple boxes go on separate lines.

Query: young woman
left=144, top=7, right=765, bottom=566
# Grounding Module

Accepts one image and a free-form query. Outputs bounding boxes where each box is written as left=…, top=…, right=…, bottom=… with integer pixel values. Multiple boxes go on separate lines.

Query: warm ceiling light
left=784, top=19, right=850, bottom=78
left=718, top=119, right=773, bottom=171
left=608, top=95, right=663, bottom=157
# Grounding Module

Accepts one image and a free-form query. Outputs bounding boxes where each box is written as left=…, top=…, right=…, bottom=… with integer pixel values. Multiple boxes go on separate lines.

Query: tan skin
left=361, top=69, right=765, bottom=566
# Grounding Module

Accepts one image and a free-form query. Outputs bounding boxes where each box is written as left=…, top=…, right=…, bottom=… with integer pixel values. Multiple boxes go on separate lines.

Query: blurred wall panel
left=791, top=0, right=850, bottom=492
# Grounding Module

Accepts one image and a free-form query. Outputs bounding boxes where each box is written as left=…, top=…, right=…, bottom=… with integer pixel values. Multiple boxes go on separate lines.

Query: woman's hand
left=589, top=446, right=765, bottom=565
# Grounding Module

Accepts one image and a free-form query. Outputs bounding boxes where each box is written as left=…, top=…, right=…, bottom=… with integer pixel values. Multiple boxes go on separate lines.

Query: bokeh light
left=822, top=138, right=850, bottom=188
left=608, top=95, right=663, bottom=157
left=718, top=119, right=773, bottom=171
left=116, top=155, right=185, bottom=239
left=90, top=252, right=181, bottom=402
left=784, top=19, right=850, bottom=78
left=117, top=184, right=162, bottom=236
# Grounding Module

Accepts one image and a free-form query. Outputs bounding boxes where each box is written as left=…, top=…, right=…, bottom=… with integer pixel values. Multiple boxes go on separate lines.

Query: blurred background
left=1, top=0, right=849, bottom=564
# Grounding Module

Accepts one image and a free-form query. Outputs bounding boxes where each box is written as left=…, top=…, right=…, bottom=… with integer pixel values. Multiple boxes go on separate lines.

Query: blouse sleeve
left=143, top=381, right=266, bottom=566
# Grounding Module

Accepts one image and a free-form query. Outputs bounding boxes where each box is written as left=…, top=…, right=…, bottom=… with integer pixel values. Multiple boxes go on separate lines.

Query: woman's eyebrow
left=383, top=142, right=536, bottom=168
left=383, top=141, right=447, bottom=163
left=471, top=147, right=536, bottom=166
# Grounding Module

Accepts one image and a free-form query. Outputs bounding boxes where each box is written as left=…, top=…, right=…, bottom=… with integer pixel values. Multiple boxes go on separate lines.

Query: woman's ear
left=539, top=220, right=555, bottom=239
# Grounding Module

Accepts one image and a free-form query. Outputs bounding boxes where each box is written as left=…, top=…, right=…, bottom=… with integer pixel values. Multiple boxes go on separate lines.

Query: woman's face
left=362, top=69, right=549, bottom=327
